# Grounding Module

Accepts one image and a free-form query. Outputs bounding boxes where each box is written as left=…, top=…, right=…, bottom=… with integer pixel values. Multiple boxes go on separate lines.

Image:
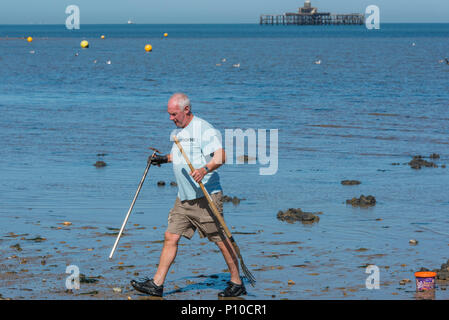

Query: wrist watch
left=203, top=165, right=210, bottom=173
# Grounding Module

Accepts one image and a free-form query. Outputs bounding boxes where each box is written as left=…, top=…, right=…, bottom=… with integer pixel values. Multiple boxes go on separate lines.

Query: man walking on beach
left=130, top=93, right=246, bottom=297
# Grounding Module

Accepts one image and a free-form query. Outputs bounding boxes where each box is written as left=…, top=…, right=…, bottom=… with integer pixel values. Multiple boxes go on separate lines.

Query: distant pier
left=260, top=1, right=365, bottom=26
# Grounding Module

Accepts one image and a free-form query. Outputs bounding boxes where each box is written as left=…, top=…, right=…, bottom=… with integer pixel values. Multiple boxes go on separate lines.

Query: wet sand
left=1, top=173, right=448, bottom=300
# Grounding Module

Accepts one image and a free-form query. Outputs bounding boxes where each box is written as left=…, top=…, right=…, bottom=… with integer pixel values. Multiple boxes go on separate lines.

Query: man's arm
left=206, top=148, right=226, bottom=171
left=190, top=148, right=226, bottom=183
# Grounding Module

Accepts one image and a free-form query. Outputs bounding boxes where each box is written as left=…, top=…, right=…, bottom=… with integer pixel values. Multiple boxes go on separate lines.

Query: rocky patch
left=223, top=195, right=245, bottom=205
left=276, top=208, right=320, bottom=224
left=94, top=161, right=107, bottom=168
left=408, top=155, right=438, bottom=169
left=346, top=195, right=376, bottom=207
left=341, top=180, right=361, bottom=186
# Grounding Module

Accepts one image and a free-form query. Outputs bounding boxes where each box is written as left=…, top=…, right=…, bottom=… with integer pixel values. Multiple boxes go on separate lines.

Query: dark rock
left=79, top=274, right=100, bottom=284
left=399, top=279, right=411, bottom=285
left=79, top=290, right=99, bottom=295
left=341, top=180, right=361, bottom=185
left=157, top=181, right=166, bottom=186
left=276, top=208, right=320, bottom=224
left=223, top=195, right=245, bottom=205
left=441, top=261, right=449, bottom=272
left=103, top=232, right=121, bottom=236
left=25, top=236, right=46, bottom=242
left=438, top=271, right=449, bottom=280
left=170, top=181, right=177, bottom=187
left=429, top=153, right=440, bottom=159
left=113, top=265, right=135, bottom=270
left=10, top=243, right=22, bottom=251
left=346, top=195, right=376, bottom=207
left=408, top=155, right=437, bottom=169
left=233, top=231, right=259, bottom=235
left=94, top=161, right=107, bottom=168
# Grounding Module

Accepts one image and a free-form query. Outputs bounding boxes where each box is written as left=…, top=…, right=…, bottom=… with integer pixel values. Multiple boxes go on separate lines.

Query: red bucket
left=414, top=272, right=437, bottom=291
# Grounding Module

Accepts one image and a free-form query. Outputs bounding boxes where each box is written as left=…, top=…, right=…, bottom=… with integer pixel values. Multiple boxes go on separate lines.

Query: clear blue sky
left=1, top=0, right=448, bottom=24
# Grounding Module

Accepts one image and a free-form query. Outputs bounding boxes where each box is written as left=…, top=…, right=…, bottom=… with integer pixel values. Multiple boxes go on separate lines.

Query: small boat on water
left=127, top=20, right=134, bottom=24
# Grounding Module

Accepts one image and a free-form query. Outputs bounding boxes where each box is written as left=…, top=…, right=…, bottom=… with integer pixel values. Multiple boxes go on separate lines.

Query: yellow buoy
left=144, top=44, right=152, bottom=52
left=27, top=36, right=33, bottom=42
left=101, top=35, right=105, bottom=39
left=80, top=40, right=89, bottom=48
left=163, top=33, right=168, bottom=37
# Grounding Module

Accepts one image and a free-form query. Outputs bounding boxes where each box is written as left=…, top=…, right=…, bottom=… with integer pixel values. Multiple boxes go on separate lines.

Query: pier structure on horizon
left=260, top=1, right=365, bottom=26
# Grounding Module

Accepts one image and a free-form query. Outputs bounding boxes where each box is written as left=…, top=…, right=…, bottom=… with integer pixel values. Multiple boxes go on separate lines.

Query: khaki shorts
left=166, top=191, right=225, bottom=243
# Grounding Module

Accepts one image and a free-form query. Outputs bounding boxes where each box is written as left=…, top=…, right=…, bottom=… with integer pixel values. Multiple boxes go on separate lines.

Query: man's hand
left=189, top=149, right=225, bottom=183
left=148, top=154, right=168, bottom=166
left=190, top=167, right=207, bottom=183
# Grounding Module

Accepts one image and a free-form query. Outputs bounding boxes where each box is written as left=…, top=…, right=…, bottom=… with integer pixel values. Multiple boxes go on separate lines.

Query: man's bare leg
left=216, top=237, right=242, bottom=284
left=153, top=232, right=181, bottom=286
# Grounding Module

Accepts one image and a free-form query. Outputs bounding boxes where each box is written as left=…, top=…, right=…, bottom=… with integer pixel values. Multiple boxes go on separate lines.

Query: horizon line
left=2, top=21, right=449, bottom=25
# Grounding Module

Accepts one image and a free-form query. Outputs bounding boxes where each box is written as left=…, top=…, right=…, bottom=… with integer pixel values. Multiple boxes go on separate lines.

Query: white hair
left=172, top=93, right=191, bottom=111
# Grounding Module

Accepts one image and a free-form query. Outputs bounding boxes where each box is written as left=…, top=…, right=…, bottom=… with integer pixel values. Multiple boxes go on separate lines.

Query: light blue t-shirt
left=170, top=116, right=223, bottom=201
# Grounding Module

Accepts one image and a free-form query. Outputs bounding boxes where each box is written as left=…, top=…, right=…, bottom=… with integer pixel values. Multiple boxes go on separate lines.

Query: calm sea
left=1, top=24, right=449, bottom=300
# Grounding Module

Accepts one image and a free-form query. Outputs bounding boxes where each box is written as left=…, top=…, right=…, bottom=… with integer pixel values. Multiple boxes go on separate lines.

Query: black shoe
left=130, top=277, right=163, bottom=297
left=218, top=281, right=247, bottom=297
